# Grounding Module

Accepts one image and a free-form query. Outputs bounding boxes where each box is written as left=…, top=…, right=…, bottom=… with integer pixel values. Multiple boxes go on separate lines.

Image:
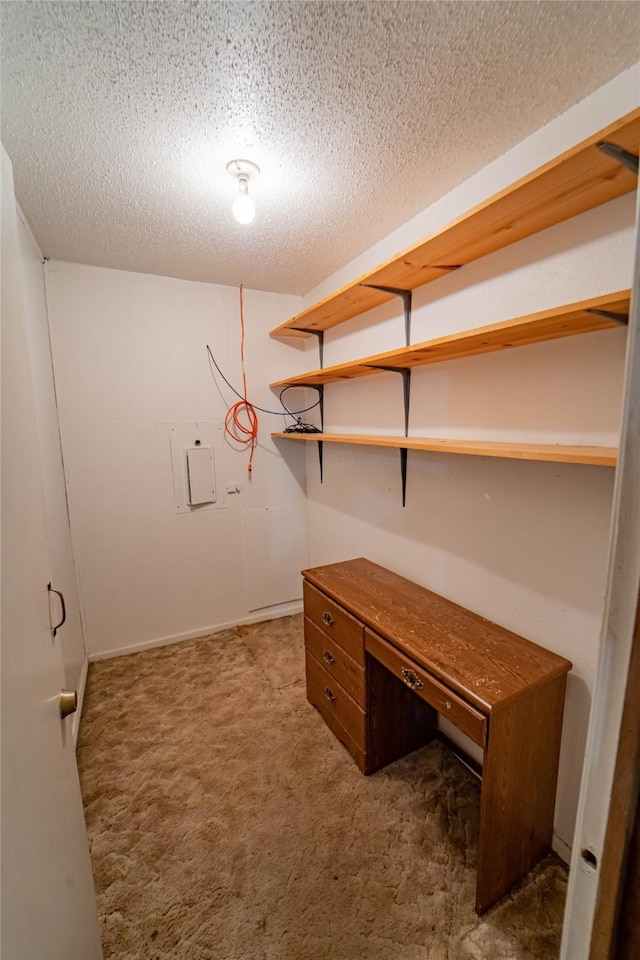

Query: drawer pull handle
left=322, top=612, right=335, bottom=627
left=445, top=701, right=452, bottom=710
left=323, top=650, right=336, bottom=665
left=48, top=582, right=67, bottom=637
left=324, top=686, right=337, bottom=703
left=401, top=668, right=424, bottom=690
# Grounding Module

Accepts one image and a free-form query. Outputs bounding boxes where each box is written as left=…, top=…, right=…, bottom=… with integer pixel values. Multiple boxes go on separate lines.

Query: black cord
left=206, top=345, right=321, bottom=419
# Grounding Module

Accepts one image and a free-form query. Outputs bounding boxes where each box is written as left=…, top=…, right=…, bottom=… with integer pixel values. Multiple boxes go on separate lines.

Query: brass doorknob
left=59, top=689, right=78, bottom=719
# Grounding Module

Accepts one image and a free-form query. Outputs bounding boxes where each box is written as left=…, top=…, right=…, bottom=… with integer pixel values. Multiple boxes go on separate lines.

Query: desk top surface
left=302, top=558, right=572, bottom=714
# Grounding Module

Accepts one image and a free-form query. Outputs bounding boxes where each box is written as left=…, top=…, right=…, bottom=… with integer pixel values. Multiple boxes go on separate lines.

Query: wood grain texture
left=272, top=432, right=617, bottom=467
left=476, top=674, right=568, bottom=914
left=616, top=800, right=640, bottom=960
left=365, top=649, right=435, bottom=776
left=590, top=588, right=640, bottom=960
left=305, top=648, right=366, bottom=753
left=302, top=559, right=572, bottom=714
left=269, top=291, right=630, bottom=387
left=306, top=682, right=367, bottom=773
left=270, top=110, right=639, bottom=339
left=303, top=580, right=365, bottom=664
left=303, top=561, right=572, bottom=914
left=304, top=616, right=365, bottom=706
left=365, top=628, right=487, bottom=748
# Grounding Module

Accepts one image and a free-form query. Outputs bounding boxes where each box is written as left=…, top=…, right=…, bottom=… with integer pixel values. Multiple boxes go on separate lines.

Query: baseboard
left=552, top=832, right=572, bottom=866
left=72, top=654, right=89, bottom=746
left=435, top=730, right=482, bottom=779
left=88, top=601, right=304, bottom=662
left=436, top=730, right=572, bottom=866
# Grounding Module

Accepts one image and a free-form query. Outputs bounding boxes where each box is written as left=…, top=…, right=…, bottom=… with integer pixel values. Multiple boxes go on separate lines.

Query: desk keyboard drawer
left=305, top=649, right=366, bottom=748
left=365, top=629, right=488, bottom=749
left=305, top=617, right=365, bottom=706
left=303, top=581, right=364, bottom=664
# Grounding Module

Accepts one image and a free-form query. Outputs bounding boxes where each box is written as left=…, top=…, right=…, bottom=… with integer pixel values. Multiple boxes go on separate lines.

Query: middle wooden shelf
left=271, top=432, right=617, bottom=467
left=269, top=291, right=630, bottom=389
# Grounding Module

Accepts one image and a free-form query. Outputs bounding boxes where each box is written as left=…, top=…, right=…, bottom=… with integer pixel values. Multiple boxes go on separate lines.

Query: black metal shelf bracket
left=362, top=285, right=413, bottom=346
left=297, top=384, right=325, bottom=481
left=366, top=365, right=411, bottom=506
left=367, top=366, right=412, bottom=436
left=291, top=327, right=325, bottom=368
left=296, top=383, right=324, bottom=427
left=316, top=385, right=325, bottom=432
left=596, top=141, right=639, bottom=176
left=400, top=447, right=408, bottom=508
left=586, top=308, right=629, bottom=326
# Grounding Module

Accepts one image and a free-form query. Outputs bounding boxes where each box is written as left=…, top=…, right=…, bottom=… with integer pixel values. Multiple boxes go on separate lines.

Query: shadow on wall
left=319, top=191, right=635, bottom=361
left=305, top=443, right=615, bottom=620
left=320, top=326, right=626, bottom=440
left=411, top=193, right=636, bottom=321
left=557, top=672, right=592, bottom=835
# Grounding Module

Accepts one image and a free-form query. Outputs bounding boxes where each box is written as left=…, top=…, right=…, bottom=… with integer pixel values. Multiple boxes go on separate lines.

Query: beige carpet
left=77, top=614, right=568, bottom=960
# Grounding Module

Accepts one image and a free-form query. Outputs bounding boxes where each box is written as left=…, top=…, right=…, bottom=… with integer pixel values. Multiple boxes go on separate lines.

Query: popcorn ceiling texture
left=1, top=0, right=638, bottom=295
left=77, top=615, right=568, bottom=959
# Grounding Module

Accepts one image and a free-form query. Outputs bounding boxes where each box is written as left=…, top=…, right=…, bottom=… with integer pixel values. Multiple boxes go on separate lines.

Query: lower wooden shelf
left=272, top=432, right=617, bottom=467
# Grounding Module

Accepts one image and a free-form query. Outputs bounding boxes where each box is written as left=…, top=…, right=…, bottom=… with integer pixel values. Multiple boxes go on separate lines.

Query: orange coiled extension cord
left=224, top=285, right=258, bottom=472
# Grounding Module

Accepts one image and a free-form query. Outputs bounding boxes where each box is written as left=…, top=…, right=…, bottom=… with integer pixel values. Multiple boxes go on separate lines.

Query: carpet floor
left=77, top=614, right=568, bottom=960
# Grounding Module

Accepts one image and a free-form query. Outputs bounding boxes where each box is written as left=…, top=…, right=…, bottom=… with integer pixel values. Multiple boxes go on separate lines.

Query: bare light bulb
left=232, top=181, right=255, bottom=225
left=227, top=160, right=259, bottom=225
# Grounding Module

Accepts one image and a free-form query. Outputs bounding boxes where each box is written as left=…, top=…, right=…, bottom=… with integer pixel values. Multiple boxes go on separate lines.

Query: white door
left=18, top=212, right=87, bottom=720
left=1, top=145, right=103, bottom=959
left=560, top=184, right=640, bottom=955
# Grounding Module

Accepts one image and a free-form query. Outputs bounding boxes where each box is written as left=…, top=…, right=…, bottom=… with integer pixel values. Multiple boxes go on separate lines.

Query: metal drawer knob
left=324, top=686, right=336, bottom=703
left=322, top=612, right=335, bottom=627
left=323, top=650, right=336, bottom=665
left=445, top=701, right=452, bottom=710
left=401, top=668, right=424, bottom=690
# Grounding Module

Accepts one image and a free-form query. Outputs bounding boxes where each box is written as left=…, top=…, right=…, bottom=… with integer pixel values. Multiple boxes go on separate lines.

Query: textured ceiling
left=1, top=1, right=639, bottom=295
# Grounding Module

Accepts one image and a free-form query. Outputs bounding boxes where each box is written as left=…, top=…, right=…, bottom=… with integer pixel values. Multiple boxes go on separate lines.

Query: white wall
left=290, top=65, right=640, bottom=856
left=45, top=263, right=306, bottom=658
left=17, top=213, right=88, bottom=711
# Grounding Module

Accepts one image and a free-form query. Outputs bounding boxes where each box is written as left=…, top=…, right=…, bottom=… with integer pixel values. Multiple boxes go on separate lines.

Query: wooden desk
left=302, top=558, right=572, bottom=915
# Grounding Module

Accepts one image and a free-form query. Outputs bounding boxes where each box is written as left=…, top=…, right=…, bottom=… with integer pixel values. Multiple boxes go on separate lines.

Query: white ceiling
left=1, top=1, right=639, bottom=296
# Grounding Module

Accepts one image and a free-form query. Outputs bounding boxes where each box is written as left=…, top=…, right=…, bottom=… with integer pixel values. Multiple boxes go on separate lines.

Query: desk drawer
left=365, top=629, right=488, bottom=749
left=305, top=617, right=365, bottom=706
left=303, top=581, right=364, bottom=664
left=305, top=649, right=366, bottom=748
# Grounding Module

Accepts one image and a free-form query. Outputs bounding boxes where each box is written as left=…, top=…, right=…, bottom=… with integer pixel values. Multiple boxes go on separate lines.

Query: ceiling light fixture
left=226, top=159, right=260, bottom=225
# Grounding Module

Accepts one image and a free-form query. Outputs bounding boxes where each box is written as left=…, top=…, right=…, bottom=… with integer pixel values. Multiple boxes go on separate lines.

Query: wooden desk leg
left=476, top=674, right=568, bottom=914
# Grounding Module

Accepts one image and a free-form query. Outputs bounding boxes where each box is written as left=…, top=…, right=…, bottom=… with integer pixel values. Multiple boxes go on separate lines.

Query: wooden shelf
left=270, top=291, right=630, bottom=389
left=272, top=432, right=617, bottom=467
left=270, top=109, right=639, bottom=340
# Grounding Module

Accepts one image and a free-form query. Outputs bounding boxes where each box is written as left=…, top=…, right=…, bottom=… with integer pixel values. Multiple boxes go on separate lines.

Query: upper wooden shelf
left=270, top=291, right=630, bottom=389
left=270, top=108, right=639, bottom=340
left=271, top=432, right=617, bottom=467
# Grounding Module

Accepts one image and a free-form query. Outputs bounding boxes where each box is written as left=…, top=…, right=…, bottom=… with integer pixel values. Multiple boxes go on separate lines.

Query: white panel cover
left=243, top=504, right=308, bottom=611
left=186, top=446, right=215, bottom=505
